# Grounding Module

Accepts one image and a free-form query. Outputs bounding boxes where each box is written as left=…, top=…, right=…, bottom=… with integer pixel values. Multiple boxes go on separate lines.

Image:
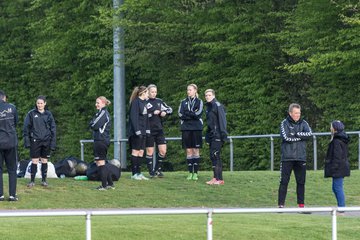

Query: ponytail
left=129, top=85, right=147, bottom=103
left=97, top=96, right=111, bottom=106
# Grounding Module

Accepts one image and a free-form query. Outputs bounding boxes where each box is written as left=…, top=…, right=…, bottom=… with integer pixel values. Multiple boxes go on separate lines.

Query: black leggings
left=210, top=140, right=223, bottom=180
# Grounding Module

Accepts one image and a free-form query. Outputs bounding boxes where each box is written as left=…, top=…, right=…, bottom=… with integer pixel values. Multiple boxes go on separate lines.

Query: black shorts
left=146, top=130, right=166, bottom=147
left=129, top=135, right=146, bottom=151
left=30, top=140, right=51, bottom=159
left=93, top=141, right=109, bottom=160
left=182, top=130, right=202, bottom=149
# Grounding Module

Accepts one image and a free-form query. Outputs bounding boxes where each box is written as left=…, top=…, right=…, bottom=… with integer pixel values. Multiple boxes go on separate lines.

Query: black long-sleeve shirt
left=205, top=98, right=228, bottom=142
left=147, top=97, right=172, bottom=133
left=89, top=107, right=111, bottom=143
left=128, top=97, right=150, bottom=137
left=23, top=108, right=56, bottom=149
left=0, top=100, right=18, bottom=149
left=178, top=97, right=203, bottom=131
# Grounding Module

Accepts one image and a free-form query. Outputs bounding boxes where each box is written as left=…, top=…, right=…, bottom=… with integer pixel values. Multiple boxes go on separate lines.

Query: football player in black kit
left=178, top=84, right=203, bottom=181
left=204, top=89, right=228, bottom=185
left=145, top=84, right=173, bottom=178
left=128, top=86, right=150, bottom=180
left=24, top=96, right=56, bottom=188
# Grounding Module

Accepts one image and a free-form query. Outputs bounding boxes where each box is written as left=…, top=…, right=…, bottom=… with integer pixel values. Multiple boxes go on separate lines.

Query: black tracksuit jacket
left=146, top=97, right=172, bottom=133
left=89, top=107, right=111, bottom=144
left=178, top=97, right=203, bottom=131
left=280, top=115, right=312, bottom=162
left=128, top=97, right=150, bottom=137
left=0, top=100, right=18, bottom=149
left=23, top=108, right=56, bottom=149
left=205, top=98, right=228, bottom=143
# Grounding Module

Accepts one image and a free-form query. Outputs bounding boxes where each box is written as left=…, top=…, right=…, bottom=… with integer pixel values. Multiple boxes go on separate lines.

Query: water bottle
left=74, top=176, right=88, bottom=181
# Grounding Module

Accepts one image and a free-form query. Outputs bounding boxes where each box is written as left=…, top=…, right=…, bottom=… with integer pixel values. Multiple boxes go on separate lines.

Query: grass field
left=0, top=170, right=360, bottom=239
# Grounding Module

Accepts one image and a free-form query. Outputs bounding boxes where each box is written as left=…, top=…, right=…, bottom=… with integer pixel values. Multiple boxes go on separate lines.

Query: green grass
left=0, top=171, right=360, bottom=239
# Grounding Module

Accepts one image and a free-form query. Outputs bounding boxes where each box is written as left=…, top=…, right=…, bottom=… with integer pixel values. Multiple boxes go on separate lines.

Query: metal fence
left=80, top=131, right=360, bottom=171
left=0, top=207, right=357, bottom=240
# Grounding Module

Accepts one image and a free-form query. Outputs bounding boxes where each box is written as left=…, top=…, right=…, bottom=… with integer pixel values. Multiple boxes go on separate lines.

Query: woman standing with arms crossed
left=24, top=96, right=56, bottom=188
left=178, top=84, right=203, bottom=181
left=128, top=86, right=150, bottom=180
left=145, top=84, right=173, bottom=178
left=89, top=96, right=114, bottom=190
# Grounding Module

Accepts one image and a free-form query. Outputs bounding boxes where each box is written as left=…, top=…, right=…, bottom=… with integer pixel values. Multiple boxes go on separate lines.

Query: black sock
left=193, top=157, right=200, bottom=174
left=30, top=163, right=37, bottom=182
left=131, top=155, right=137, bottom=175
left=98, top=165, right=107, bottom=188
left=146, top=155, right=154, bottom=174
left=156, top=153, right=165, bottom=172
left=187, top=158, right=193, bottom=173
left=106, top=164, right=113, bottom=186
left=137, top=156, right=143, bottom=174
left=41, top=162, right=48, bottom=182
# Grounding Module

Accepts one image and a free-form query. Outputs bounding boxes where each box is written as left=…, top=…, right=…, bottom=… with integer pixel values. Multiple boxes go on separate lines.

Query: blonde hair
left=188, top=83, right=199, bottom=98
left=204, top=89, right=215, bottom=96
left=97, top=96, right=111, bottom=106
left=129, top=86, right=147, bottom=103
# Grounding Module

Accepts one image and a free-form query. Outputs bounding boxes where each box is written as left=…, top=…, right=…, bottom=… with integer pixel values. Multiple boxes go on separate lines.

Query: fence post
left=332, top=209, right=337, bottom=240
left=153, top=143, right=156, bottom=170
left=270, top=136, right=274, bottom=171
left=81, top=142, right=84, bottom=162
left=358, top=134, right=360, bottom=170
left=86, top=212, right=91, bottom=240
left=207, top=210, right=213, bottom=240
left=229, top=137, right=234, bottom=172
left=313, top=135, right=317, bottom=170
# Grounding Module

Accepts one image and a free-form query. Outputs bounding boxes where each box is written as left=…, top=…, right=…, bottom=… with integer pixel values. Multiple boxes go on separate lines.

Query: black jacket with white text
left=0, top=100, right=18, bottom=149
left=146, top=97, right=172, bottom=133
left=23, top=108, right=56, bottom=149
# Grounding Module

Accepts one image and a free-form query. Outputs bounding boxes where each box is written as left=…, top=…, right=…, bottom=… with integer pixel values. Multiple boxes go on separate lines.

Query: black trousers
left=0, top=147, right=18, bottom=197
left=209, top=140, right=223, bottom=180
left=278, top=161, right=306, bottom=206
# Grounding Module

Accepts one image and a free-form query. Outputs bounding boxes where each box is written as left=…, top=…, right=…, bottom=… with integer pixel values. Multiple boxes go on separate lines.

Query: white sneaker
left=131, top=173, right=140, bottom=180
left=138, top=173, right=149, bottom=181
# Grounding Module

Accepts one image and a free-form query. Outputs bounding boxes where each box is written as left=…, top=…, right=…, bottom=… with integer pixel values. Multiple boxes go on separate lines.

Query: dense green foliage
left=0, top=0, right=359, bottom=170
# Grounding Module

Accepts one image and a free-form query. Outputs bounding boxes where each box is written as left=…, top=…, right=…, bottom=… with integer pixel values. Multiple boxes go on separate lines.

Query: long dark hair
left=129, top=86, right=147, bottom=103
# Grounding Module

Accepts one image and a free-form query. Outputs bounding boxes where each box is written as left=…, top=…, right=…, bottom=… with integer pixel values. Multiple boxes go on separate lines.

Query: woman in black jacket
left=178, top=84, right=203, bottom=181
left=128, top=86, right=150, bottom=180
left=325, top=120, right=350, bottom=208
left=24, top=96, right=56, bottom=188
left=89, top=96, right=113, bottom=190
left=204, top=89, right=228, bottom=185
left=145, top=84, right=172, bottom=178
